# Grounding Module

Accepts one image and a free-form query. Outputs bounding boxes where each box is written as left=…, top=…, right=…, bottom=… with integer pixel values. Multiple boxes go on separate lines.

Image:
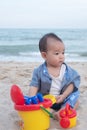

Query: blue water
left=0, top=28, right=87, bottom=62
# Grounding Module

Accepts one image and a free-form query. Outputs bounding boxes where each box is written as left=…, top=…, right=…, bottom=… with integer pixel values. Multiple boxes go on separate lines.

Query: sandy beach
left=0, top=61, right=87, bottom=130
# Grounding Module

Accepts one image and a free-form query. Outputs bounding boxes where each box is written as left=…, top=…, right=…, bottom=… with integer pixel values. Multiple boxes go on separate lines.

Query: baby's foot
left=53, top=111, right=60, bottom=121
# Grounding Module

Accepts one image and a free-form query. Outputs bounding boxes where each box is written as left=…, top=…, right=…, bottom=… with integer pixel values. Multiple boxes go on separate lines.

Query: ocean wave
left=19, top=52, right=40, bottom=56
left=0, top=52, right=87, bottom=62
left=0, top=54, right=87, bottom=62
left=0, top=37, right=40, bottom=42
left=0, top=42, right=38, bottom=46
left=0, top=55, right=43, bottom=62
left=80, top=52, right=87, bottom=57
left=0, top=28, right=87, bottom=62
left=65, top=53, right=79, bottom=57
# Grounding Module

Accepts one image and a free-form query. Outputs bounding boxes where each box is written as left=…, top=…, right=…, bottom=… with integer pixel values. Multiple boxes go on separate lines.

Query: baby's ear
left=41, top=52, right=47, bottom=60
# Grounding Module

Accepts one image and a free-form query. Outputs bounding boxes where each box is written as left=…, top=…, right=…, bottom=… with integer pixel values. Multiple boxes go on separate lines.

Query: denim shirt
left=29, top=62, right=80, bottom=96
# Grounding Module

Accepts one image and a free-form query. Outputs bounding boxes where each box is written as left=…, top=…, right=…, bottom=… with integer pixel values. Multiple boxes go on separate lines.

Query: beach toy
left=40, top=105, right=55, bottom=119
left=24, top=94, right=56, bottom=120
left=10, top=85, right=52, bottom=130
left=10, top=85, right=25, bottom=105
left=24, top=93, right=44, bottom=105
left=31, top=95, right=39, bottom=104
left=37, top=93, right=44, bottom=102
left=59, top=103, right=77, bottom=128
left=44, top=94, right=56, bottom=104
left=24, top=96, right=32, bottom=105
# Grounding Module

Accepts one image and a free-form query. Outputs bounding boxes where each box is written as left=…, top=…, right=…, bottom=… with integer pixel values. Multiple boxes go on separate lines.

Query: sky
left=0, top=0, right=87, bottom=28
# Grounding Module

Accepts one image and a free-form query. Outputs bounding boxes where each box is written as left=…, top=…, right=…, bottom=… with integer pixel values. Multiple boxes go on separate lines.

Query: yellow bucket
left=44, top=94, right=56, bottom=104
left=15, top=99, right=52, bottom=130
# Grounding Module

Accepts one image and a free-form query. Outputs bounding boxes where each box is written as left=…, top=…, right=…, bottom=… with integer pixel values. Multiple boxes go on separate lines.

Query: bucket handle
left=40, top=105, right=55, bottom=119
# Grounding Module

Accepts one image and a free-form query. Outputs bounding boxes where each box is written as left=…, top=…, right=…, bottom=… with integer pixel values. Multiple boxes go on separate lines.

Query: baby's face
left=46, top=38, right=65, bottom=67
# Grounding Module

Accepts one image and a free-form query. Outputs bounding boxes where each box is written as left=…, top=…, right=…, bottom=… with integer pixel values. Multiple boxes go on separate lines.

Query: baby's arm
left=28, top=67, right=39, bottom=97
left=29, top=86, right=38, bottom=97
left=56, top=83, right=74, bottom=103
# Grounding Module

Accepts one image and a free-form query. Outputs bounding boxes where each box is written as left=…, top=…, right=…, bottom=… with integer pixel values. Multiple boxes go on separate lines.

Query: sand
left=0, top=61, right=87, bottom=130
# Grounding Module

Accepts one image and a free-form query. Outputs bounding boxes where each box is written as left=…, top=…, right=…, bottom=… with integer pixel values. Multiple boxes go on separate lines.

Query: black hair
left=39, top=33, right=63, bottom=52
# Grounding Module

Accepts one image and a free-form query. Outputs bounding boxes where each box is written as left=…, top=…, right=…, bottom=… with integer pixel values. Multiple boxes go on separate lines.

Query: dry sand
left=0, top=61, right=87, bottom=130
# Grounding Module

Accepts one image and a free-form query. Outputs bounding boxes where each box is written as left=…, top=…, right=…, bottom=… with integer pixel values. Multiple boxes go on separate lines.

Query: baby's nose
left=59, top=53, right=64, bottom=59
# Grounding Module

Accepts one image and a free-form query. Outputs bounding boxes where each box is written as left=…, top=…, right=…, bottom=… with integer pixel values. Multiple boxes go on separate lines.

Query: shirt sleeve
left=60, top=65, right=81, bottom=94
left=72, top=71, right=80, bottom=89
left=68, top=66, right=81, bottom=89
left=29, top=68, right=40, bottom=88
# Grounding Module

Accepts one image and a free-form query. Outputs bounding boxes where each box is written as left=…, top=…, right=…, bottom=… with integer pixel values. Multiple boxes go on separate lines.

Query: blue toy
left=24, top=96, right=32, bottom=105
left=24, top=93, right=44, bottom=105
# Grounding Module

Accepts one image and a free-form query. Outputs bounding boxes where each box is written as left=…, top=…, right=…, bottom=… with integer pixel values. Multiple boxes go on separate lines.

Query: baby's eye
left=62, top=52, right=65, bottom=54
left=55, top=52, right=59, bottom=55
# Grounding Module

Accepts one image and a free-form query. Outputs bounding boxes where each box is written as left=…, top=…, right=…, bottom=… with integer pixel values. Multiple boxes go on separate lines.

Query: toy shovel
left=40, top=105, right=55, bottom=119
left=10, top=85, right=25, bottom=105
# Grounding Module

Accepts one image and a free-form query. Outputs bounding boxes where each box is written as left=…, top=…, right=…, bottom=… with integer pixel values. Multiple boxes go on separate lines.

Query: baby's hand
left=56, top=94, right=65, bottom=103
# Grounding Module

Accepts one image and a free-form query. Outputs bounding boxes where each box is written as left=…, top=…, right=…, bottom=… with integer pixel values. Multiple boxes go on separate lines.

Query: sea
left=0, top=28, right=87, bottom=62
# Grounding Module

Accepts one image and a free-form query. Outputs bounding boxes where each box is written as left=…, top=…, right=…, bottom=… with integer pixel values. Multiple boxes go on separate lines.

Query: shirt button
left=43, top=70, right=46, bottom=73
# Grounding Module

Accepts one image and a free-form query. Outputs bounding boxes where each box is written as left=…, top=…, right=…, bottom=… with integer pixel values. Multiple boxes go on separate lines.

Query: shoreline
left=0, top=61, right=87, bottom=130
left=0, top=60, right=87, bottom=63
left=0, top=57, right=87, bottom=63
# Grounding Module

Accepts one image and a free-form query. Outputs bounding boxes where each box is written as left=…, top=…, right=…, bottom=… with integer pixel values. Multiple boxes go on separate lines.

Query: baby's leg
left=53, top=100, right=79, bottom=121
left=50, top=103, right=62, bottom=120
left=73, top=100, right=79, bottom=109
left=53, top=107, right=64, bottom=121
